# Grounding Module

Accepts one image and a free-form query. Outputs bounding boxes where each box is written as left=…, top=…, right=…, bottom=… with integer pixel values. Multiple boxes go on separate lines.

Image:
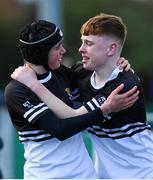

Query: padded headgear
left=19, top=20, right=63, bottom=70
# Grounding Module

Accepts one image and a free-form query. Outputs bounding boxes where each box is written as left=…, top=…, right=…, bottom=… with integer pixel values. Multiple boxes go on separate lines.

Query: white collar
left=38, top=71, right=52, bottom=84
left=90, top=66, right=123, bottom=89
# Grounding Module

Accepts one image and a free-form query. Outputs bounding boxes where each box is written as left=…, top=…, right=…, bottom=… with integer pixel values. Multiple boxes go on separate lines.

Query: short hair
left=80, top=13, right=127, bottom=45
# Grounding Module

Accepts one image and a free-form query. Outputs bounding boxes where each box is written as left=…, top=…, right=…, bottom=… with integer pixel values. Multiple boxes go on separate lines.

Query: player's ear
left=107, top=43, right=117, bottom=56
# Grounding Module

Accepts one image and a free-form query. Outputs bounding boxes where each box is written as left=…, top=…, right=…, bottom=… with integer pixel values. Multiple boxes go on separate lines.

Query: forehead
left=80, top=34, right=110, bottom=43
left=81, top=34, right=100, bottom=41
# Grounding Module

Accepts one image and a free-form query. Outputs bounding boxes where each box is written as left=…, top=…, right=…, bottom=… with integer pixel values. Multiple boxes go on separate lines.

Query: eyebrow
left=83, top=39, right=94, bottom=44
left=81, top=38, right=92, bottom=42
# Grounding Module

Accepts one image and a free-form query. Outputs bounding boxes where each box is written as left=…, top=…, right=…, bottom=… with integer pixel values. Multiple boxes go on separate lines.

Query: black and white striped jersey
left=71, top=63, right=153, bottom=179
left=5, top=70, right=73, bottom=143
left=72, top=62, right=151, bottom=137
left=5, top=68, right=99, bottom=179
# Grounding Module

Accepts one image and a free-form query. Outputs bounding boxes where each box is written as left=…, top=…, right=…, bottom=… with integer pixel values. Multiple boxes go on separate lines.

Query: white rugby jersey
left=5, top=70, right=98, bottom=179
left=24, top=133, right=97, bottom=179
left=90, top=128, right=153, bottom=178
left=72, top=64, right=153, bottom=179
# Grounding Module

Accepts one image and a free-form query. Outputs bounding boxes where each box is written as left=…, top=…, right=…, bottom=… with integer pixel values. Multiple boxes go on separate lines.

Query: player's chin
left=83, top=64, right=93, bottom=71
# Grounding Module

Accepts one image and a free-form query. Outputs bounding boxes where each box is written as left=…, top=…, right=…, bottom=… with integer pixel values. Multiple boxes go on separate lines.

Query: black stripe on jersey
left=18, top=130, right=53, bottom=142
left=23, top=103, right=49, bottom=123
left=19, top=135, right=53, bottom=142
left=88, top=127, right=150, bottom=139
left=89, top=123, right=148, bottom=133
left=19, top=130, right=47, bottom=137
left=88, top=123, right=151, bottom=139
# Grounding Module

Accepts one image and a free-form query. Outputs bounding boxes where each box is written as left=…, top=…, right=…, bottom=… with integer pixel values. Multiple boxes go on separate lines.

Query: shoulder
left=104, top=71, right=142, bottom=94
left=56, top=64, right=71, bottom=74
left=71, top=61, right=83, bottom=72
left=5, top=80, right=32, bottom=103
left=71, top=61, right=93, bottom=77
left=5, top=80, right=29, bottom=94
left=116, top=71, right=142, bottom=91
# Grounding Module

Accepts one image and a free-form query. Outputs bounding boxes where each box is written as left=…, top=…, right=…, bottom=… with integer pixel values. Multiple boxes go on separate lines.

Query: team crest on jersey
left=65, top=88, right=73, bottom=100
left=23, top=101, right=34, bottom=108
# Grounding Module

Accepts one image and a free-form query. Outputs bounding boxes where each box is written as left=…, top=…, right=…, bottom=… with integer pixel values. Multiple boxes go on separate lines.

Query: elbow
left=54, top=133, right=70, bottom=141
left=57, top=136, right=69, bottom=141
left=52, top=128, right=71, bottom=141
left=48, top=121, right=74, bottom=141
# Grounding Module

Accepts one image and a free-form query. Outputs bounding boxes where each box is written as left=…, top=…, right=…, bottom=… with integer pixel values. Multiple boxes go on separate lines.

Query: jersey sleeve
left=5, top=81, right=50, bottom=126
left=83, top=81, right=122, bottom=110
left=35, top=107, right=105, bottom=141
left=83, top=73, right=141, bottom=120
left=5, top=80, right=105, bottom=141
left=83, top=91, right=112, bottom=121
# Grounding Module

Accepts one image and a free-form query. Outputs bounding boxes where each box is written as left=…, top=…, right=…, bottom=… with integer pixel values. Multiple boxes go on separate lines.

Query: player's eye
left=85, top=40, right=93, bottom=46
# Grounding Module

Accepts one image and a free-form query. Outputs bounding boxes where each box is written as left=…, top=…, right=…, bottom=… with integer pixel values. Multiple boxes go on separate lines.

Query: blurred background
left=0, top=0, right=153, bottom=178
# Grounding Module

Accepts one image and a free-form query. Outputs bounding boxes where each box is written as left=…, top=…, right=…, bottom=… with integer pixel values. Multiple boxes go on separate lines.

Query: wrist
left=100, top=103, right=110, bottom=116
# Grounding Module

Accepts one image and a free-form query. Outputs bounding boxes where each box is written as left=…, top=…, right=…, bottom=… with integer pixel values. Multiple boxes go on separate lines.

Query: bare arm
left=31, top=79, right=87, bottom=118
left=11, top=65, right=139, bottom=118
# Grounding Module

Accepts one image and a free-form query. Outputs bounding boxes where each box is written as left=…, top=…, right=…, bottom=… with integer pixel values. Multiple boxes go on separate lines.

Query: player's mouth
left=59, top=56, right=63, bottom=62
left=82, top=56, right=90, bottom=64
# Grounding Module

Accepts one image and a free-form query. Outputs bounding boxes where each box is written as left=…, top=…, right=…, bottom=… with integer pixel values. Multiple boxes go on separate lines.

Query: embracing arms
left=11, top=65, right=139, bottom=119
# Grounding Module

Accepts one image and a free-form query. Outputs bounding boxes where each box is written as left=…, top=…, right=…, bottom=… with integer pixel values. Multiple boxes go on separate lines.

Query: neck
left=25, top=63, right=48, bottom=74
left=93, top=66, right=114, bottom=87
left=94, top=56, right=119, bottom=86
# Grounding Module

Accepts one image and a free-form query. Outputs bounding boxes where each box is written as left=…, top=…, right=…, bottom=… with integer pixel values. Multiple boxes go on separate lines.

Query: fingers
left=11, top=73, right=14, bottom=79
left=11, top=66, right=31, bottom=75
left=124, top=95, right=138, bottom=106
left=111, top=85, right=138, bottom=99
left=116, top=57, right=125, bottom=66
left=126, top=90, right=139, bottom=101
left=11, top=67, right=20, bottom=78
left=122, top=86, right=138, bottom=97
left=121, top=60, right=128, bottom=67
left=11, top=66, right=27, bottom=79
left=122, top=90, right=139, bottom=109
left=124, top=63, right=131, bottom=71
left=130, top=68, right=135, bottom=74
left=122, top=98, right=138, bottom=109
left=119, top=59, right=129, bottom=70
left=117, top=57, right=132, bottom=72
left=125, top=92, right=139, bottom=104
left=110, top=84, right=124, bottom=95
left=122, top=102, right=134, bottom=109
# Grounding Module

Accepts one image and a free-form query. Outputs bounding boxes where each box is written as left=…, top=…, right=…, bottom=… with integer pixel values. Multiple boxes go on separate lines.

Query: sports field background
left=0, top=0, right=153, bottom=178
